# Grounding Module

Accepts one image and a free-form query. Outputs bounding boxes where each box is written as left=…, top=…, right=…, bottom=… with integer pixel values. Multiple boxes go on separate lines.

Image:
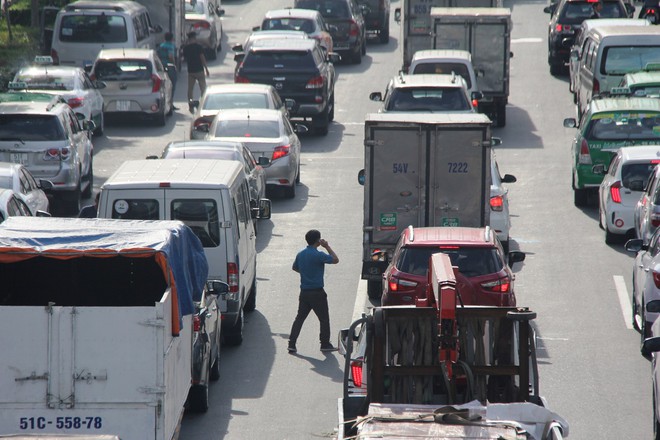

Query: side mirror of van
left=563, top=118, right=577, bottom=128
left=258, top=198, right=272, bottom=220
left=394, top=8, right=401, bottom=22
left=206, top=280, right=229, bottom=296
left=217, top=7, right=225, bottom=16
left=190, top=100, right=200, bottom=111
left=284, top=98, right=297, bottom=112
left=84, top=64, right=93, bottom=74
left=471, top=91, right=483, bottom=101
left=83, top=120, right=96, bottom=133
left=328, top=52, right=341, bottom=64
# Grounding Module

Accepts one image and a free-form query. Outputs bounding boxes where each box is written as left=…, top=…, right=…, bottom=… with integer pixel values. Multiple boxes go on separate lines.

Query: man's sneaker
left=287, top=344, right=297, bottom=354
left=320, top=343, right=337, bottom=352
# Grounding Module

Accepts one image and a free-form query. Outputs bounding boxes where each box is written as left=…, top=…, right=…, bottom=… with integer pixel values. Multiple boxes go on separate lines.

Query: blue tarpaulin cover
left=0, top=217, right=209, bottom=334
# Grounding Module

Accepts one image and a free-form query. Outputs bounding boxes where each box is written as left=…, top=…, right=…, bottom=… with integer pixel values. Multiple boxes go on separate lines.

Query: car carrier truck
left=359, top=113, right=494, bottom=298
left=0, top=217, right=208, bottom=439
left=338, top=253, right=569, bottom=439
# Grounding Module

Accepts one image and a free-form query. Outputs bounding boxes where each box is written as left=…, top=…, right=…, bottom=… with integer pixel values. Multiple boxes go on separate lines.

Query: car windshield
left=14, top=74, right=74, bottom=91
left=398, top=246, right=503, bottom=277
left=296, top=0, right=350, bottom=18
left=603, top=47, right=660, bottom=75
left=164, top=149, right=239, bottom=160
left=386, top=87, right=470, bottom=112
left=559, top=2, right=625, bottom=24
left=586, top=112, right=660, bottom=141
left=411, top=63, right=472, bottom=88
left=243, top=50, right=315, bottom=69
left=94, top=60, right=152, bottom=81
left=0, top=115, right=65, bottom=141
left=59, top=14, right=128, bottom=43
left=262, top=18, right=315, bottom=33
left=621, top=162, right=657, bottom=190
left=185, top=0, right=206, bottom=14
left=213, top=119, right=280, bottom=138
left=203, top=93, right=269, bottom=110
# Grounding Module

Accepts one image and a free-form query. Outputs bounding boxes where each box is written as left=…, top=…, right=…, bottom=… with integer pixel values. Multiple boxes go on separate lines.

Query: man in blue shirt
left=288, top=229, right=339, bottom=354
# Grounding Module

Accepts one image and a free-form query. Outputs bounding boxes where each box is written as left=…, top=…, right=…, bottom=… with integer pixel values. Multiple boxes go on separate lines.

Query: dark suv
left=381, top=226, right=525, bottom=307
left=358, top=0, right=390, bottom=44
left=543, top=0, right=632, bottom=75
left=235, top=38, right=338, bottom=135
left=295, top=0, right=367, bottom=64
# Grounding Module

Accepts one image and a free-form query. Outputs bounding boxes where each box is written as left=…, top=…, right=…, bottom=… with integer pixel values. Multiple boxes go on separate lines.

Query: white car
left=11, top=57, right=106, bottom=136
left=598, top=145, right=660, bottom=244
left=0, top=188, right=38, bottom=223
left=0, top=162, right=51, bottom=215
left=489, top=153, right=517, bottom=253
left=626, top=233, right=660, bottom=342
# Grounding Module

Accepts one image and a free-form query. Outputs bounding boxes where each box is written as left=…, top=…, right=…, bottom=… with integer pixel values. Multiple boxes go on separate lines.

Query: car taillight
left=579, top=139, right=592, bottom=165
left=593, top=78, right=600, bottom=95
left=351, top=360, right=363, bottom=387
left=193, top=315, right=201, bottom=332
left=490, top=195, right=504, bottom=211
left=306, top=75, right=324, bottom=89
left=472, top=98, right=479, bottom=108
left=151, top=74, right=161, bottom=93
left=227, top=262, right=238, bottom=293
left=610, top=181, right=622, bottom=204
left=349, top=21, right=359, bottom=36
left=481, top=277, right=511, bottom=293
left=388, top=275, right=417, bottom=292
left=654, top=270, right=660, bottom=289
left=50, top=49, right=59, bottom=65
left=193, top=21, right=211, bottom=29
left=60, top=147, right=70, bottom=159
left=235, top=74, right=249, bottom=84
left=67, top=97, right=84, bottom=108
left=652, top=212, right=660, bottom=227
left=194, top=117, right=211, bottom=128
left=45, top=148, right=60, bottom=160
left=272, top=145, right=290, bottom=161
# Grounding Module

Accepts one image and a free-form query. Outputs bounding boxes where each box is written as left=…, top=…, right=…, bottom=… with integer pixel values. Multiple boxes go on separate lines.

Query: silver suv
left=0, top=98, right=94, bottom=214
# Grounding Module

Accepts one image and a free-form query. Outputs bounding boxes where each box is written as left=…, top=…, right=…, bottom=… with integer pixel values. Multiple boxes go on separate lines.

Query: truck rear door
left=366, top=124, right=424, bottom=247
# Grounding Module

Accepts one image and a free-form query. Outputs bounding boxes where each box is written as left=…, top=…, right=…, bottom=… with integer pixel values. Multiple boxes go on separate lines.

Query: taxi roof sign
left=644, top=62, right=660, bottom=72
left=33, top=56, right=54, bottom=65
left=610, top=86, right=631, bottom=95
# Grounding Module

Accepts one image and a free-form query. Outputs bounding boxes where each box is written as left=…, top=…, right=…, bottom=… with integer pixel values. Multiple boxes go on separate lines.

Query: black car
left=543, top=0, right=632, bottom=75
left=235, top=38, right=339, bottom=135
left=294, top=0, right=367, bottom=64
left=358, top=0, right=390, bottom=44
left=186, top=280, right=226, bottom=413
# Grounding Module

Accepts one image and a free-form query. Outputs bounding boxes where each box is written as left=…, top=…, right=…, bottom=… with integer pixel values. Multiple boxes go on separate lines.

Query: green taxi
left=563, top=93, right=660, bottom=207
left=619, top=63, right=660, bottom=98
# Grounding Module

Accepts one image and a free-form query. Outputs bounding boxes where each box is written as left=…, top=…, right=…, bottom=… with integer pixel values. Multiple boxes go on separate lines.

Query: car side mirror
left=232, top=43, right=244, bottom=52
left=35, top=210, right=51, bottom=217
left=563, top=118, right=577, bottom=128
left=471, top=91, right=483, bottom=101
left=195, top=122, right=210, bottom=133
left=394, top=7, right=401, bottom=22
left=592, top=164, right=606, bottom=175
left=648, top=300, right=660, bottom=314
left=84, top=64, right=93, bottom=73
left=284, top=98, right=296, bottom=111
left=507, top=250, right=526, bottom=265
left=258, top=198, right=272, bottom=219
left=328, top=52, right=341, bottom=64
left=145, top=155, right=159, bottom=160
left=83, top=120, right=96, bottom=132
left=294, top=124, right=308, bottom=134
left=358, top=169, right=365, bottom=185
left=625, top=238, right=645, bottom=253
left=216, top=7, right=225, bottom=16
left=206, top=280, right=229, bottom=296
left=257, top=156, right=271, bottom=166
left=501, top=174, right=517, bottom=184
left=94, top=80, right=106, bottom=89
left=38, top=179, right=54, bottom=191
left=252, top=26, right=261, bottom=31
left=234, top=52, right=245, bottom=63
left=642, top=336, right=660, bottom=358
left=491, top=137, right=502, bottom=147
left=369, top=92, right=383, bottom=102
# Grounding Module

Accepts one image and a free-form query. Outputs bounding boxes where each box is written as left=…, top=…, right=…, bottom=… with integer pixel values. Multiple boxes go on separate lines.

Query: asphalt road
left=88, top=0, right=654, bottom=438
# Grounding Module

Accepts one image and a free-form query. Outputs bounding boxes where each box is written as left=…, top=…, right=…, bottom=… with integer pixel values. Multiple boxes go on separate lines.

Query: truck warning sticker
left=380, top=213, right=397, bottom=231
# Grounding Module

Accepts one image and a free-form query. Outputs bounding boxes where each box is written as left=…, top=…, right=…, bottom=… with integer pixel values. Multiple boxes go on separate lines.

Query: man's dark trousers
left=289, top=288, right=330, bottom=345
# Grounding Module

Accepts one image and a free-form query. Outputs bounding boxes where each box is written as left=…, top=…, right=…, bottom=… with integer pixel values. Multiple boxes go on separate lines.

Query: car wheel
left=93, top=112, right=104, bottom=136
left=244, top=280, right=256, bottom=312
left=573, top=188, right=588, bottom=207
left=379, top=26, right=389, bottom=44
left=153, top=107, right=166, bottom=127
left=82, top=159, right=93, bottom=198
left=367, top=280, right=382, bottom=300
left=186, top=384, right=209, bottom=413
left=209, top=342, right=220, bottom=381
left=223, top=308, right=243, bottom=346
left=313, top=106, right=330, bottom=136
left=296, top=163, right=301, bottom=184
left=328, top=94, right=335, bottom=122
left=605, top=227, right=618, bottom=245
left=60, top=184, right=81, bottom=216
left=283, top=182, right=296, bottom=199
left=352, top=47, right=362, bottom=65
left=632, top=285, right=641, bottom=332
left=205, top=46, right=217, bottom=61
left=361, top=39, right=366, bottom=55
left=549, top=62, right=562, bottom=76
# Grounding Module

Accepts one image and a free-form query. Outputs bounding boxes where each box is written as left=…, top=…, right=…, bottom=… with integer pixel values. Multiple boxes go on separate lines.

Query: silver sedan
left=0, top=162, right=51, bottom=215
left=201, top=108, right=307, bottom=198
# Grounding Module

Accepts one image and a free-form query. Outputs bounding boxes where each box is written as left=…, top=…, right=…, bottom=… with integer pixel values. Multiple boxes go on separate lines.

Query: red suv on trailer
left=381, top=226, right=526, bottom=307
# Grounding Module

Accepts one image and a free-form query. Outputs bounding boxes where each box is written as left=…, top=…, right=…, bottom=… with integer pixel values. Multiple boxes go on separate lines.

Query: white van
left=576, top=25, right=660, bottom=117
left=98, top=159, right=272, bottom=345
left=51, top=0, right=161, bottom=67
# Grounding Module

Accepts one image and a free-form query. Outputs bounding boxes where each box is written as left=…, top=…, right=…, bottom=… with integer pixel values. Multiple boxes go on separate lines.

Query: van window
left=112, top=199, right=160, bottom=219
left=171, top=199, right=220, bottom=248
left=59, top=14, right=128, bottom=43
left=412, top=63, right=472, bottom=88
left=94, top=59, right=153, bottom=81
left=602, top=46, right=660, bottom=75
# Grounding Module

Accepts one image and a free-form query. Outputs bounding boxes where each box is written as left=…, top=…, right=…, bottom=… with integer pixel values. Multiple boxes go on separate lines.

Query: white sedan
left=11, top=57, right=106, bottom=135
left=490, top=153, right=517, bottom=253
left=0, top=162, right=51, bottom=215
left=626, top=233, right=660, bottom=343
left=0, top=188, right=38, bottom=223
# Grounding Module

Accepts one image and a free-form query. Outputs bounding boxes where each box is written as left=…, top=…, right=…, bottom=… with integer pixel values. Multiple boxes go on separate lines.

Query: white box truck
left=359, top=113, right=494, bottom=299
left=0, top=217, right=209, bottom=439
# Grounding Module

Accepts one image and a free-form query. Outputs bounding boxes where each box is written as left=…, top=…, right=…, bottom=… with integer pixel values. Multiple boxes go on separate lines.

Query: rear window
left=243, top=50, right=315, bottom=69
left=386, top=87, right=470, bottom=112
left=203, top=93, right=269, bottom=110
left=171, top=199, right=220, bottom=248
left=111, top=199, right=159, bottom=220
left=558, top=2, right=625, bottom=24
left=213, top=119, right=280, bottom=138
left=621, top=162, right=657, bottom=189
left=184, top=0, right=206, bottom=14
left=94, top=59, right=153, bottom=81
left=295, top=0, right=350, bottom=18
left=631, top=85, right=660, bottom=97
left=411, top=63, right=472, bottom=88
left=0, top=115, right=65, bottom=141
left=397, top=246, right=503, bottom=277
left=262, top=18, right=316, bottom=33
left=14, top=74, right=75, bottom=91
left=59, top=14, right=128, bottom=43
left=586, top=112, right=660, bottom=141
left=602, top=46, right=660, bottom=75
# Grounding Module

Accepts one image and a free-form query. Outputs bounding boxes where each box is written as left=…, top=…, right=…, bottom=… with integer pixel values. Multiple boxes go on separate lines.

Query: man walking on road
left=182, top=31, right=209, bottom=112
left=288, top=230, right=339, bottom=354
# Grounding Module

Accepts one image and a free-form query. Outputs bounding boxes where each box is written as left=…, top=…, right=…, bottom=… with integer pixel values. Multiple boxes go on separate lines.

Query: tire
left=224, top=309, right=243, bottom=346
left=295, top=163, right=301, bottom=184
left=352, top=47, right=362, bottom=65
left=283, top=182, right=296, bottom=199
left=605, top=227, right=618, bottom=245
left=495, top=102, right=506, bottom=127
left=61, top=184, right=81, bottom=216
left=153, top=107, right=166, bottom=127
left=379, top=27, right=389, bottom=44
left=82, top=160, right=93, bottom=198
left=328, top=94, right=335, bottom=122
left=244, top=280, right=256, bottom=312
left=367, top=280, right=382, bottom=300
left=166, top=92, right=174, bottom=116
left=93, top=112, right=104, bottom=136
left=209, top=343, right=220, bottom=381
left=632, top=286, right=641, bottom=332
left=313, top=106, right=330, bottom=136
left=549, top=62, right=562, bottom=76
left=205, top=46, right=217, bottom=61
left=187, top=384, right=209, bottom=413
left=574, top=188, right=588, bottom=207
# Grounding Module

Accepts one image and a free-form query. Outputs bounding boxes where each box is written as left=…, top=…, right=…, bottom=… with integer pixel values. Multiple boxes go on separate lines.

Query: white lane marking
left=537, top=337, right=569, bottom=341
left=511, top=37, right=543, bottom=44
left=614, top=275, right=633, bottom=330
left=353, top=279, right=368, bottom=322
